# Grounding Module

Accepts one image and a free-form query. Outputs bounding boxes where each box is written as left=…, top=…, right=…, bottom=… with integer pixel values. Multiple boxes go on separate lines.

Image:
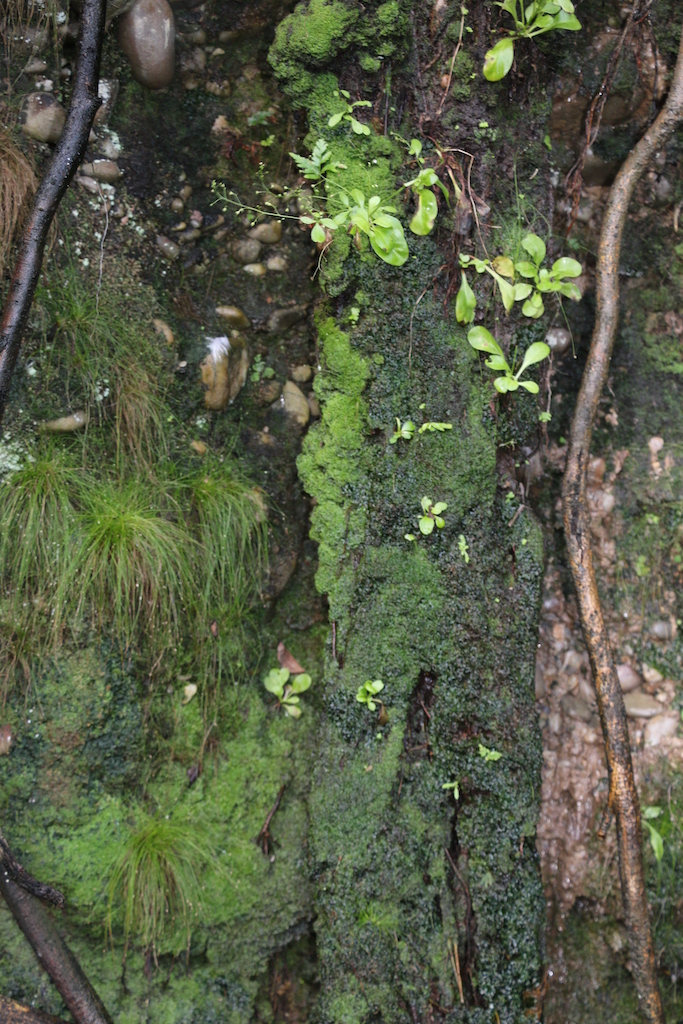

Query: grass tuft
left=0, top=127, right=36, bottom=276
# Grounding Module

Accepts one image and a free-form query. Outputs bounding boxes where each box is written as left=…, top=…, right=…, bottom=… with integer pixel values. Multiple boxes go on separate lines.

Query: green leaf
left=551, top=256, right=582, bottom=278
left=517, top=341, right=550, bottom=376
left=290, top=673, right=312, bottom=693
left=283, top=703, right=302, bottom=718
left=421, top=496, right=433, bottom=512
left=645, top=822, right=664, bottom=863
left=488, top=269, right=515, bottom=311
left=455, top=271, right=476, bottom=324
left=432, top=502, right=448, bottom=515
left=515, top=260, right=538, bottom=279
left=643, top=806, right=663, bottom=820
left=419, top=516, right=435, bottom=535
left=513, top=282, right=533, bottom=300
left=522, top=233, right=546, bottom=266
left=483, top=37, right=514, bottom=81
left=408, top=138, right=423, bottom=158
left=356, top=688, right=369, bottom=704
left=367, top=699, right=377, bottom=711
left=492, top=255, right=515, bottom=278
left=433, top=516, right=445, bottom=529
left=350, top=188, right=366, bottom=206
left=311, top=223, right=326, bottom=243
left=478, top=743, right=503, bottom=761
left=485, top=354, right=511, bottom=372
left=518, top=379, right=540, bottom=393
left=368, top=195, right=381, bottom=214
left=264, top=668, right=289, bottom=696
left=409, top=189, right=438, bottom=235
left=370, top=218, right=409, bottom=266
left=558, top=281, right=582, bottom=301
left=328, top=112, right=344, bottom=127
left=365, top=680, right=384, bottom=694
left=494, top=375, right=519, bottom=392
left=522, top=295, right=544, bottom=318
left=552, top=9, right=581, bottom=29
left=350, top=117, right=371, bottom=135
left=467, top=326, right=504, bottom=357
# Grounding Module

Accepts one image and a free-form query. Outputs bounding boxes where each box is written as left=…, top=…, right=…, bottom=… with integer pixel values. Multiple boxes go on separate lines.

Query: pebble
left=186, top=28, right=207, bottom=44
left=171, top=198, right=184, bottom=213
left=190, top=440, right=208, bottom=455
left=118, top=0, right=176, bottom=90
left=156, top=235, right=180, bottom=259
left=76, top=175, right=102, bottom=194
left=267, top=305, right=306, bottom=334
left=81, top=159, right=121, bottom=183
left=0, top=725, right=12, bottom=756
left=577, top=676, right=596, bottom=706
left=291, top=364, right=312, bottom=383
left=40, top=410, right=88, bottom=432
left=232, top=239, right=262, bottom=264
left=94, top=79, right=120, bottom=126
left=282, top=381, right=310, bottom=426
left=219, top=29, right=239, bottom=42
left=256, top=380, right=282, bottom=405
left=179, top=184, right=192, bottom=201
left=642, top=663, right=664, bottom=686
left=181, top=46, right=207, bottom=75
left=307, top=394, right=321, bottom=418
left=644, top=712, right=679, bottom=747
left=243, top=263, right=267, bottom=277
left=587, top=456, right=606, bottom=487
left=545, top=327, right=571, bottom=356
left=560, top=693, right=593, bottom=723
left=216, top=305, right=250, bottom=328
left=200, top=334, right=248, bottom=409
left=152, top=319, right=174, bottom=346
left=24, top=58, right=48, bottom=74
left=100, top=136, right=122, bottom=160
left=178, top=227, right=201, bottom=243
left=249, top=220, right=282, bottom=244
left=616, top=663, right=643, bottom=693
left=650, top=620, right=674, bottom=641
left=205, top=79, right=231, bottom=97
left=623, top=691, right=663, bottom=719
left=653, top=177, right=672, bottom=207
left=21, top=92, right=65, bottom=143
left=266, top=255, right=287, bottom=272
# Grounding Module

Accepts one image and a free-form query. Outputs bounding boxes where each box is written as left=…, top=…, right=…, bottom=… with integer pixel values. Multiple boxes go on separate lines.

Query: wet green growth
left=264, top=666, right=313, bottom=718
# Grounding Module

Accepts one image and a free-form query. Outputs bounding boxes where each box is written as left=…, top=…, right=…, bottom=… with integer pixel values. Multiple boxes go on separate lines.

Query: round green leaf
left=521, top=233, right=546, bottom=266
left=328, top=112, right=344, bottom=127
left=370, top=218, right=409, bottom=266
left=409, top=189, right=438, bottom=236
left=483, top=37, right=514, bottom=81
left=284, top=703, right=302, bottom=719
left=264, top=668, right=289, bottom=696
left=419, top=516, right=435, bottom=535
left=551, top=256, right=582, bottom=278
left=467, top=326, right=504, bottom=357
left=291, top=673, right=312, bottom=694
left=494, top=375, right=519, bottom=393
left=311, top=223, right=326, bottom=244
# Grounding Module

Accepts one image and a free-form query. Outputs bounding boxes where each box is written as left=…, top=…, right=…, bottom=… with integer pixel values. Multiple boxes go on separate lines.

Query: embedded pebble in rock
left=651, top=619, right=674, bottom=640
left=216, top=306, right=250, bottom=329
left=205, top=80, right=231, bottom=97
left=81, top=160, right=121, bottom=183
left=243, top=263, right=266, bottom=277
left=282, top=381, right=310, bottom=426
left=200, top=335, right=248, bottom=410
left=267, top=306, right=306, bottom=334
left=170, top=198, right=184, bottom=213
left=21, top=92, right=66, bottom=143
left=586, top=456, right=606, bottom=487
left=232, top=239, right=262, bottom=264
left=179, top=184, right=192, bottom=201
left=577, top=675, right=596, bottom=706
left=545, top=326, right=571, bottom=356
left=616, top=663, right=643, bottom=693
left=653, top=177, right=673, bottom=206
left=291, top=364, right=312, bottom=383
left=249, top=220, right=282, bottom=244
left=266, top=255, right=287, bottom=272
left=40, top=410, right=89, bottom=432
left=219, top=29, right=239, bottom=43
left=24, top=58, right=48, bottom=74
left=156, top=235, right=180, bottom=259
left=76, top=175, right=102, bottom=194
left=255, top=380, right=282, bottom=405
left=0, top=725, right=13, bottom=756
left=623, top=691, right=663, bottom=718
left=180, top=46, right=207, bottom=79
left=560, top=693, right=593, bottom=723
left=94, top=79, right=120, bottom=126
left=185, top=27, right=207, bottom=44
left=100, top=136, right=122, bottom=160
left=118, top=0, right=175, bottom=90
left=535, top=660, right=545, bottom=698
left=152, top=319, right=174, bottom=346
left=643, top=663, right=664, bottom=686
left=307, top=394, right=320, bottom=418
left=644, top=712, right=679, bottom=747
left=178, top=227, right=201, bottom=243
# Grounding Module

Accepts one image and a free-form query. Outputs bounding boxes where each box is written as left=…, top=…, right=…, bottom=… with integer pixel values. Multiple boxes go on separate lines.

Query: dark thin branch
left=0, top=830, right=64, bottom=906
left=562, top=17, right=683, bottom=1024
left=0, top=0, right=106, bottom=426
left=256, top=784, right=286, bottom=856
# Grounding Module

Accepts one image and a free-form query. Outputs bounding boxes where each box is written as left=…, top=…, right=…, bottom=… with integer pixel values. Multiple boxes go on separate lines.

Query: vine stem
left=562, top=19, right=683, bottom=1024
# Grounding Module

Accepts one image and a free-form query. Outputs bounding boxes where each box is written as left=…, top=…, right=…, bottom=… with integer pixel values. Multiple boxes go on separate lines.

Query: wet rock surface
left=117, top=0, right=175, bottom=90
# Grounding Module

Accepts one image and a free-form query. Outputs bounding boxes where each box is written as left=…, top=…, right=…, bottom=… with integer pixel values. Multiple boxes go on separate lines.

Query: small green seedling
left=642, top=806, right=664, bottom=862
left=458, top=255, right=518, bottom=313
left=468, top=327, right=549, bottom=394
left=458, top=534, right=470, bottom=563
left=478, top=742, right=502, bottom=762
left=264, top=667, right=312, bottom=719
left=483, top=1, right=581, bottom=82
left=538, top=410, right=552, bottom=423
left=390, top=418, right=416, bottom=443
left=418, top=421, right=453, bottom=434
left=514, top=233, right=582, bottom=319
left=442, top=780, right=460, bottom=800
left=419, top=496, right=448, bottom=535
left=404, top=533, right=417, bottom=543
left=250, top=354, right=275, bottom=383
left=290, top=137, right=338, bottom=181
left=348, top=306, right=360, bottom=323
left=356, top=679, right=387, bottom=721
left=328, top=89, right=372, bottom=135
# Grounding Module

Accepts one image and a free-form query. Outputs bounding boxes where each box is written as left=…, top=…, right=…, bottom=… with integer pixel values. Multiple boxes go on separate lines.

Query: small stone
left=182, top=75, right=200, bottom=91
left=232, top=238, right=262, bottom=264
left=644, top=712, right=679, bottom=747
left=560, top=694, right=593, bottom=723
left=189, top=210, right=203, bottom=228
left=545, top=326, right=571, bottom=355
left=179, top=184, right=193, bottom=201
left=307, top=394, right=320, bottom=418
left=650, top=620, right=674, bottom=641
left=0, top=725, right=13, bottom=756
left=653, top=176, right=673, bottom=207
left=616, top=663, right=643, bottom=693
left=267, top=306, right=306, bottom=334
left=266, top=255, right=287, bottom=272
left=624, top=691, right=663, bottom=719
left=40, top=410, right=89, bottom=432
left=578, top=675, right=596, bottom=706
left=186, top=27, right=207, bottom=44
left=200, top=335, right=248, bottom=409
left=76, top=175, right=102, bottom=194
left=642, top=663, right=664, bottom=686
left=219, top=29, right=239, bottom=42
left=153, top=318, right=174, bottom=346
left=24, top=58, right=48, bottom=74
left=21, top=92, right=66, bottom=143
left=100, top=136, right=122, bottom=160
left=205, top=80, right=231, bottom=97
left=648, top=436, right=664, bottom=456
left=249, top=220, right=282, bottom=244
left=178, top=227, right=201, bottom=243
left=282, top=381, right=310, bottom=426
left=171, top=197, right=184, bottom=213
left=180, top=46, right=207, bottom=75
left=94, top=79, right=120, bottom=126
left=255, top=380, right=282, bottom=405
left=156, top=235, right=180, bottom=259
left=587, top=456, right=606, bottom=486
left=243, top=263, right=267, bottom=277
left=81, top=159, right=121, bottom=183
left=118, top=0, right=176, bottom=90
left=291, top=364, right=312, bottom=383
left=190, top=440, right=208, bottom=455
left=216, top=305, right=250, bottom=329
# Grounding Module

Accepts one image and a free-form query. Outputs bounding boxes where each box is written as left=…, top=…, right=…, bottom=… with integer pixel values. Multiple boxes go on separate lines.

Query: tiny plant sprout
left=458, top=535, right=470, bottom=563
left=264, top=667, right=312, bottom=719
left=356, top=679, right=387, bottom=720
left=478, top=742, right=502, bottom=762
left=468, top=327, right=549, bottom=394
left=483, top=1, right=581, bottom=82
left=418, top=421, right=453, bottom=434
left=390, top=417, right=416, bottom=444
left=642, top=806, right=664, bottom=862
left=514, top=233, right=582, bottom=319
left=328, top=89, right=372, bottom=135
left=442, top=780, right=460, bottom=800
left=418, top=497, right=448, bottom=535
left=405, top=533, right=417, bottom=544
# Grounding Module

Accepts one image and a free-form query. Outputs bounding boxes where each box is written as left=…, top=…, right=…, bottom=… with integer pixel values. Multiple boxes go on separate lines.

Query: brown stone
left=21, top=92, right=65, bottom=144
left=200, top=335, right=248, bottom=410
left=118, top=0, right=175, bottom=90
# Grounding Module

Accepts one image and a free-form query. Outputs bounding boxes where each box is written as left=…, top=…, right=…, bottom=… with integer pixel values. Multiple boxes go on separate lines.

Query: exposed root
left=562, top=17, right=683, bottom=1024
left=0, top=128, right=37, bottom=278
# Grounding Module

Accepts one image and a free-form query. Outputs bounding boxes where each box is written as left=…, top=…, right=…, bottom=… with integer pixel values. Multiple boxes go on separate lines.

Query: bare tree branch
left=0, top=994, right=65, bottom=1024
left=0, top=830, right=64, bottom=907
left=0, top=0, right=107, bottom=426
left=562, top=17, right=683, bottom=1024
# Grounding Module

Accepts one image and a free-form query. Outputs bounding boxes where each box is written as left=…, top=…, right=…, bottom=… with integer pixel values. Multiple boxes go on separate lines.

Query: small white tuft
left=206, top=335, right=231, bottom=361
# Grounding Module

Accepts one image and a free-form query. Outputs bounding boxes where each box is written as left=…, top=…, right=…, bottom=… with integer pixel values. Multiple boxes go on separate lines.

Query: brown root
left=562, top=16, right=683, bottom=1024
